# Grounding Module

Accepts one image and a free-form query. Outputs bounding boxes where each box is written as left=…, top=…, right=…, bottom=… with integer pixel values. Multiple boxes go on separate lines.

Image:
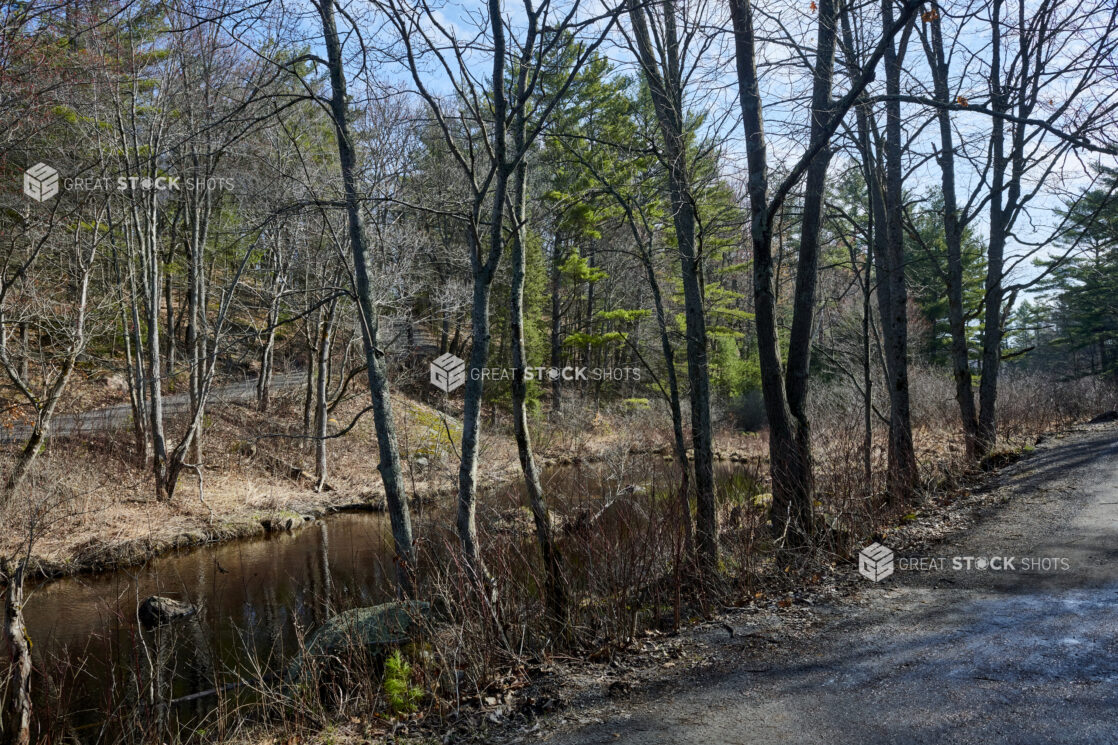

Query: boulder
left=104, top=373, right=128, bottom=393
left=261, top=514, right=300, bottom=533
left=138, top=596, right=197, bottom=629
left=288, top=601, right=430, bottom=678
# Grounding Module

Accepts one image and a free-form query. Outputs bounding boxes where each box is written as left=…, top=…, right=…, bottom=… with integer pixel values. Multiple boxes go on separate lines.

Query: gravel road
left=0, top=372, right=305, bottom=444
left=540, top=424, right=1118, bottom=745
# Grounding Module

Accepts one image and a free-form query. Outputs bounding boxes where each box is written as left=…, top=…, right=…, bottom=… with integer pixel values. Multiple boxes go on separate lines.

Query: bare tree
left=875, top=0, right=919, bottom=501
left=379, top=0, right=615, bottom=609
left=730, top=0, right=923, bottom=539
left=623, top=0, right=720, bottom=574
left=315, top=0, right=417, bottom=597
left=916, top=0, right=1118, bottom=458
left=0, top=189, right=107, bottom=502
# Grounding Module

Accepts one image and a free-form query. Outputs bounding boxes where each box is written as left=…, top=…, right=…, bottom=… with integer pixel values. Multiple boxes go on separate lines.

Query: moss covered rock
left=288, top=601, right=430, bottom=679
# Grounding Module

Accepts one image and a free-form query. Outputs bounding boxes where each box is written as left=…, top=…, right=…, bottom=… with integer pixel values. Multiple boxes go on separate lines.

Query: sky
left=215, top=0, right=1118, bottom=301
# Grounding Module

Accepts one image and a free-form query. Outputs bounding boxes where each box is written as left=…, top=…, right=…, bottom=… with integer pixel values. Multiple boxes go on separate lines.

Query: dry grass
left=4, top=366, right=1115, bottom=745
left=0, top=373, right=724, bottom=576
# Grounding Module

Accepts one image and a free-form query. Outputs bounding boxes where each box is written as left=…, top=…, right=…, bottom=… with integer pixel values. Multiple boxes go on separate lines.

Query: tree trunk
left=303, top=310, right=317, bottom=448
left=450, top=0, right=523, bottom=597
left=729, top=0, right=815, bottom=548
left=2, top=559, right=32, bottom=745
left=863, top=234, right=874, bottom=490
left=780, top=0, right=839, bottom=543
left=17, top=322, right=27, bottom=384
left=258, top=319, right=276, bottom=413
left=508, top=115, right=567, bottom=627
left=258, top=236, right=286, bottom=414
left=641, top=246, right=693, bottom=552
left=164, top=264, right=176, bottom=376
left=457, top=264, right=497, bottom=590
left=627, top=0, right=718, bottom=577
left=977, top=0, right=1021, bottom=458
left=926, top=7, right=980, bottom=458
left=549, top=241, right=563, bottom=417
left=439, top=311, right=450, bottom=355
left=186, top=210, right=207, bottom=465
left=122, top=250, right=151, bottom=466
left=144, top=214, right=170, bottom=501
left=838, top=2, right=880, bottom=495
left=314, top=300, right=337, bottom=491
left=877, top=0, right=917, bottom=503
left=318, top=0, right=415, bottom=598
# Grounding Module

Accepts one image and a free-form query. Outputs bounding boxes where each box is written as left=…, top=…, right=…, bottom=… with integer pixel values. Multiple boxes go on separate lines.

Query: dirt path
left=528, top=423, right=1118, bottom=745
left=0, top=372, right=306, bottom=444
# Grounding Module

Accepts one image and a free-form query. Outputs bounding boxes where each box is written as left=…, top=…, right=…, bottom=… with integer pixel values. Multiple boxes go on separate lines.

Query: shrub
left=383, top=650, right=423, bottom=715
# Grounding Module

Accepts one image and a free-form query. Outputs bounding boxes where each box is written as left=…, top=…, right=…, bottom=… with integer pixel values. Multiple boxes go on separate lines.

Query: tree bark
left=508, top=104, right=567, bottom=627
left=318, top=0, right=415, bottom=598
left=2, top=559, right=32, bottom=745
left=924, top=6, right=980, bottom=458
left=626, top=0, right=719, bottom=576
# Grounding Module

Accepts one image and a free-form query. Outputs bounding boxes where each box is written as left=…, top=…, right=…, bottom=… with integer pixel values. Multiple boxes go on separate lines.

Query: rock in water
left=288, top=601, right=430, bottom=679
left=138, top=596, right=197, bottom=629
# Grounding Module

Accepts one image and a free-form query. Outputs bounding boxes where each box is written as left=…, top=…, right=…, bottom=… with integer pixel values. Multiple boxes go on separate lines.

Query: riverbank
left=5, top=366, right=1111, bottom=745
left=0, top=383, right=764, bottom=581
left=5, top=366, right=1104, bottom=584
left=491, top=421, right=1118, bottom=745
left=220, top=420, right=1117, bottom=745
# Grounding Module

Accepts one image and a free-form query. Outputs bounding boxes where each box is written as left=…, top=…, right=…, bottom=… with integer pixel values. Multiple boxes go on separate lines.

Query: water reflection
left=4, top=455, right=757, bottom=742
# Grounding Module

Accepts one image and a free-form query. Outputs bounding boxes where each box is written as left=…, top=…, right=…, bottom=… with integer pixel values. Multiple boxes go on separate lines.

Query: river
left=4, top=455, right=759, bottom=742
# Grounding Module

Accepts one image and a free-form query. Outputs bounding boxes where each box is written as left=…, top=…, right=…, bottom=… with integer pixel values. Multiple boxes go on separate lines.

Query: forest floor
left=471, top=420, right=1118, bottom=745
